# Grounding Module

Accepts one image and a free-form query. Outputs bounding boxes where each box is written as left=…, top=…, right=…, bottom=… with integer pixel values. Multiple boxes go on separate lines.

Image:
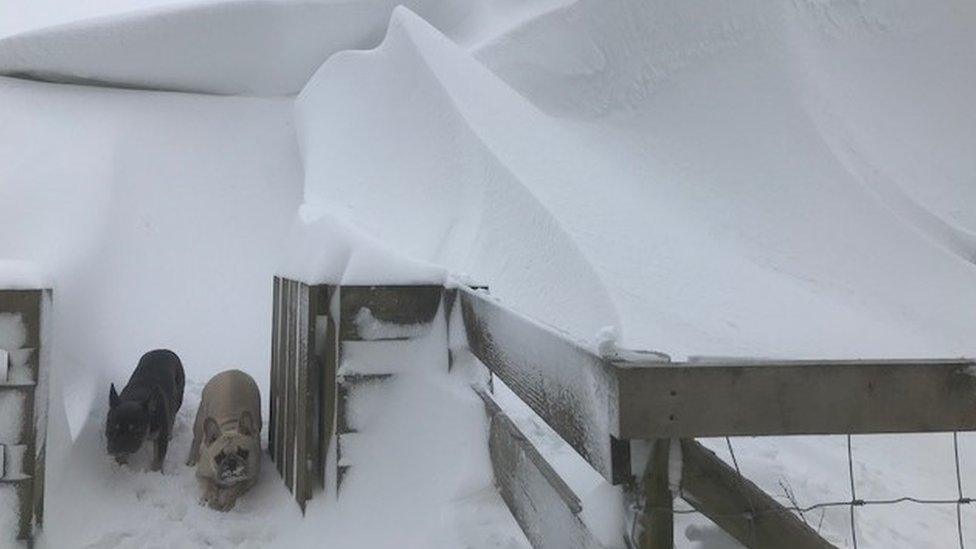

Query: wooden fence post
left=637, top=439, right=674, bottom=549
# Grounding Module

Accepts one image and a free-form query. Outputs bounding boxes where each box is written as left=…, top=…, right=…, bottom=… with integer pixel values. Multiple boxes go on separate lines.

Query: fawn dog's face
left=199, top=412, right=260, bottom=486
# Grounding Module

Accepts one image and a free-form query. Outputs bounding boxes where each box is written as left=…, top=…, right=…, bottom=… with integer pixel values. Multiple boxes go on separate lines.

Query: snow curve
left=0, top=0, right=478, bottom=95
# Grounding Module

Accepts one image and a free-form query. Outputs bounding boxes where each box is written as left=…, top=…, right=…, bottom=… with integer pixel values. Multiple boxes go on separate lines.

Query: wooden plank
left=269, top=278, right=279, bottom=458
left=0, top=291, right=42, bottom=349
left=616, top=358, right=976, bottom=438
left=459, top=288, right=625, bottom=484
left=475, top=388, right=603, bottom=549
left=284, top=280, right=297, bottom=492
left=679, top=439, right=836, bottom=548
left=295, top=282, right=310, bottom=511
left=636, top=439, right=673, bottom=549
left=340, top=285, right=442, bottom=341
left=274, top=279, right=287, bottom=475
left=319, top=286, right=337, bottom=491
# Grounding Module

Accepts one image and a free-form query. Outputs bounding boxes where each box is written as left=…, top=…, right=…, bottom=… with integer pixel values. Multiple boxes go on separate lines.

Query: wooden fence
left=0, top=290, right=51, bottom=546
left=267, top=280, right=975, bottom=547
left=457, top=286, right=976, bottom=548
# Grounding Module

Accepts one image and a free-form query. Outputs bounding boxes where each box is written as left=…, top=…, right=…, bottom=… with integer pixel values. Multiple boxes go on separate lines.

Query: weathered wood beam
left=616, top=359, right=976, bottom=439
left=679, top=439, right=837, bottom=548
left=269, top=278, right=280, bottom=458
left=339, top=285, right=442, bottom=341
left=475, top=388, right=604, bottom=549
left=636, top=439, right=673, bottom=549
left=459, top=288, right=627, bottom=484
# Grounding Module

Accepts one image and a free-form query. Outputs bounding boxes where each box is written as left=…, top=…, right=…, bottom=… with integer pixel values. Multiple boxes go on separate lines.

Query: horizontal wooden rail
left=459, top=288, right=629, bottom=484
left=617, top=358, right=976, bottom=439
left=679, top=439, right=837, bottom=548
left=475, top=387, right=604, bottom=549
left=459, top=288, right=976, bottom=478
left=339, top=285, right=442, bottom=341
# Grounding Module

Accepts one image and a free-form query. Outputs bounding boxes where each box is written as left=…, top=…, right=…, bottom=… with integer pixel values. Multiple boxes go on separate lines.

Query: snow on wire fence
left=457, top=286, right=976, bottom=548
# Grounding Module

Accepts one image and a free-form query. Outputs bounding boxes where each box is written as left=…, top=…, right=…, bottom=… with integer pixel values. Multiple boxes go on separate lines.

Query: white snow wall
left=298, top=1, right=976, bottom=359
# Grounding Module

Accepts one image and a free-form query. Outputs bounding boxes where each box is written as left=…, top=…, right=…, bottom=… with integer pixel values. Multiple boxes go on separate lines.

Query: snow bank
left=0, top=260, right=48, bottom=290
left=0, top=0, right=478, bottom=95
left=298, top=2, right=976, bottom=360
left=277, top=212, right=445, bottom=286
left=297, top=7, right=621, bottom=341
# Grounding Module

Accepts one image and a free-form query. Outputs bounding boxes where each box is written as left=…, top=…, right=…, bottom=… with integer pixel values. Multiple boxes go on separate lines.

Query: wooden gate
left=269, top=280, right=444, bottom=509
left=0, top=289, right=50, bottom=545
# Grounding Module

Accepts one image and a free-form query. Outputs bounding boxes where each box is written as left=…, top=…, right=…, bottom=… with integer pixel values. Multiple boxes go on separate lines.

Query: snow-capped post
left=0, top=289, right=51, bottom=545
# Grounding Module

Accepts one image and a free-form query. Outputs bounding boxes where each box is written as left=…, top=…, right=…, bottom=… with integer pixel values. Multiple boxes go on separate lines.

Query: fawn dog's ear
left=204, top=418, right=221, bottom=445
left=110, top=384, right=120, bottom=409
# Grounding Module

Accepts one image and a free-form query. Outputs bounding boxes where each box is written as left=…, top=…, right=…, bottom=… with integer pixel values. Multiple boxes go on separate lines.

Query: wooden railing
left=457, top=286, right=976, bottom=548
left=268, top=280, right=976, bottom=547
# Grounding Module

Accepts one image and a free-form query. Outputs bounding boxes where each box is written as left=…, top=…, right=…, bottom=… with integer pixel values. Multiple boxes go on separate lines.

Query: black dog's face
left=106, top=400, right=149, bottom=456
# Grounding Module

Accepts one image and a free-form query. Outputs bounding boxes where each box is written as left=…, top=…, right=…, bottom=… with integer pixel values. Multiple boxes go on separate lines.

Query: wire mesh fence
left=632, top=432, right=973, bottom=548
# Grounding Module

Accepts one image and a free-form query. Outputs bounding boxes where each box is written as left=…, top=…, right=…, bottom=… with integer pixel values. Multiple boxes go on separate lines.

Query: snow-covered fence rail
left=0, top=289, right=50, bottom=545
left=458, top=287, right=976, bottom=548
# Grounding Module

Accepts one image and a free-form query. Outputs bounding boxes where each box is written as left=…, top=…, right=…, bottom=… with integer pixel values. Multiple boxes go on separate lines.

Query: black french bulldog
left=106, top=349, right=185, bottom=471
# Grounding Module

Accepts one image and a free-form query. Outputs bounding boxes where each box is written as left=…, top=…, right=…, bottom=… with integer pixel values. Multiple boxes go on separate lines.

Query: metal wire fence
left=635, top=433, right=972, bottom=548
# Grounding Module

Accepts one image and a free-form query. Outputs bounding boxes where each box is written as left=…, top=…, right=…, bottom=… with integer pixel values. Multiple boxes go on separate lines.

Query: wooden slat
left=284, top=280, right=297, bottom=492
left=679, top=439, right=836, bottom=548
left=339, top=285, right=442, bottom=341
left=0, top=291, right=42, bottom=349
left=476, top=388, right=603, bottom=549
left=459, top=288, right=626, bottom=484
left=320, top=286, right=337, bottom=491
left=616, top=358, right=976, bottom=438
left=295, top=282, right=310, bottom=511
left=274, top=279, right=287, bottom=474
left=269, top=278, right=279, bottom=457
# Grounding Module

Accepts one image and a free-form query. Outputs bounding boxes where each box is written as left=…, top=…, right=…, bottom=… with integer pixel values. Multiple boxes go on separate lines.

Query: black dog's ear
left=239, top=411, right=254, bottom=437
left=110, top=384, right=120, bottom=409
left=204, top=418, right=221, bottom=445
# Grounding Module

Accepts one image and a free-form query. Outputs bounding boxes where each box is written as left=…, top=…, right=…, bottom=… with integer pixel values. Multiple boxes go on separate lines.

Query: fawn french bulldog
left=106, top=349, right=185, bottom=471
left=187, top=369, right=262, bottom=511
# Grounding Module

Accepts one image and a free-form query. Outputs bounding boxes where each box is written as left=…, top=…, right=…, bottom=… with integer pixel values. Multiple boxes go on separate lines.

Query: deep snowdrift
left=2, top=0, right=975, bottom=547
left=298, top=2, right=976, bottom=361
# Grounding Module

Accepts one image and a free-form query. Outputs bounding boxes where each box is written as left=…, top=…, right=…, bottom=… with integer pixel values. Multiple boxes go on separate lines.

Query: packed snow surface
left=1, top=0, right=975, bottom=547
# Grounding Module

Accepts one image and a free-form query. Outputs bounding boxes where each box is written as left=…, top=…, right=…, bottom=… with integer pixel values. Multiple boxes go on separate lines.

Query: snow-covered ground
left=2, top=0, right=975, bottom=547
